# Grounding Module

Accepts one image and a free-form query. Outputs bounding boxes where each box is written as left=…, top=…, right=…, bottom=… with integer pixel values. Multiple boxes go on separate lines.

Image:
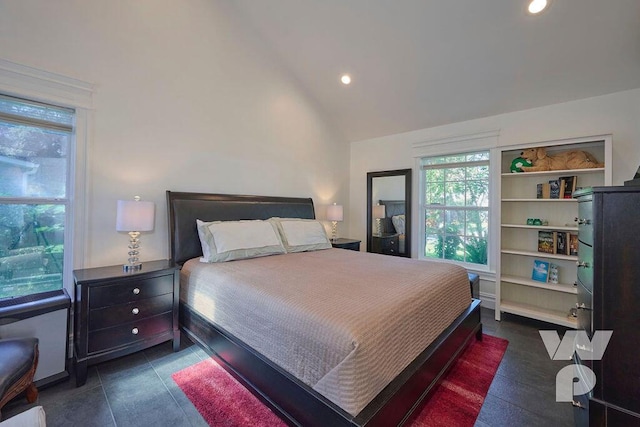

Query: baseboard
left=479, top=292, right=495, bottom=310
left=35, top=370, right=69, bottom=389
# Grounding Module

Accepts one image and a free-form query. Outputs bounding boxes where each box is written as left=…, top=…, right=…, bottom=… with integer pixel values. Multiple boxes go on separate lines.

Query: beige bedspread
left=180, top=248, right=470, bottom=416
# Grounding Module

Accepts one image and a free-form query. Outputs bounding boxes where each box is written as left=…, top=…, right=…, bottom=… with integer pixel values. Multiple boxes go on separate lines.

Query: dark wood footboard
left=180, top=298, right=482, bottom=427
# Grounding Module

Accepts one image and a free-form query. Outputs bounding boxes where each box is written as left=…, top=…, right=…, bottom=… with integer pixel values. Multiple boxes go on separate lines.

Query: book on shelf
left=538, top=230, right=556, bottom=253
left=569, top=234, right=579, bottom=256
left=559, top=175, right=577, bottom=199
left=548, top=179, right=565, bottom=199
left=537, top=183, right=551, bottom=199
left=555, top=231, right=569, bottom=255
left=532, top=259, right=550, bottom=282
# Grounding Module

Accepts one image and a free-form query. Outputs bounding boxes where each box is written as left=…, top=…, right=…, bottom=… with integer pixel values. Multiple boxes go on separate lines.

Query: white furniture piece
left=495, top=135, right=611, bottom=327
left=0, top=406, right=45, bottom=427
left=0, top=290, right=70, bottom=385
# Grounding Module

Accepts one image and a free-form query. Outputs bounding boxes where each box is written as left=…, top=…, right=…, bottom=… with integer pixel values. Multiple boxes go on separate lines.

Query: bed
left=167, top=191, right=482, bottom=426
left=378, top=200, right=406, bottom=255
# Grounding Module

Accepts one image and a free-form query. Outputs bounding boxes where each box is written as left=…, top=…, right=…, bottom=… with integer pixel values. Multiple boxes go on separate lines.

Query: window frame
left=419, top=151, right=491, bottom=268
left=0, top=58, right=93, bottom=300
left=0, top=95, right=75, bottom=300
left=411, top=130, right=500, bottom=281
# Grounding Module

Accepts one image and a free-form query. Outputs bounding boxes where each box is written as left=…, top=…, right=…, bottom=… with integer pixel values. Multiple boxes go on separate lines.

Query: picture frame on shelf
left=532, top=259, right=550, bottom=283
left=548, top=179, right=563, bottom=199
left=569, top=234, right=579, bottom=256
left=556, top=232, right=569, bottom=255
left=537, top=183, right=551, bottom=199
left=560, top=175, right=577, bottom=198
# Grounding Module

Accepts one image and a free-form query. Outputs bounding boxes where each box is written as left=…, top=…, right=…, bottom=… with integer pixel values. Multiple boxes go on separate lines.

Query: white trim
left=411, top=129, right=500, bottom=158
left=479, top=291, right=496, bottom=310
left=71, top=109, right=90, bottom=272
left=0, top=58, right=94, bottom=109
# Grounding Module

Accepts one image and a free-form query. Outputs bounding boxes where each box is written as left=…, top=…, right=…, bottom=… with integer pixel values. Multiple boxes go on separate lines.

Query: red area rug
left=172, top=334, right=508, bottom=426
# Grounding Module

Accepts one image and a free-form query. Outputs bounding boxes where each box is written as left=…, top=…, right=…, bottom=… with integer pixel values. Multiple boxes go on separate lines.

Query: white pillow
left=197, top=219, right=285, bottom=262
left=196, top=219, right=212, bottom=260
left=270, top=218, right=332, bottom=253
left=392, top=214, right=406, bottom=235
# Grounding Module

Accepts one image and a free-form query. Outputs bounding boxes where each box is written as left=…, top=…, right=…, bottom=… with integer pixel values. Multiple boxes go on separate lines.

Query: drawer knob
left=575, top=303, right=591, bottom=311
left=574, top=217, right=591, bottom=225
left=576, top=261, right=590, bottom=268
left=132, top=288, right=140, bottom=295
left=132, top=307, right=139, bottom=315
left=132, top=328, right=139, bottom=335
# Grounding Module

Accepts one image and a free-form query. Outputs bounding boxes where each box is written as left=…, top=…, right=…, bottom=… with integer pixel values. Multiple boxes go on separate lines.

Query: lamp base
left=123, top=263, right=142, bottom=273
left=331, top=221, right=339, bottom=242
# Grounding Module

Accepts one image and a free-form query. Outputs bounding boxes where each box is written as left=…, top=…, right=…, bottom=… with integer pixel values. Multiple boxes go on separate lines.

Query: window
left=0, top=94, right=74, bottom=299
left=421, top=150, right=490, bottom=266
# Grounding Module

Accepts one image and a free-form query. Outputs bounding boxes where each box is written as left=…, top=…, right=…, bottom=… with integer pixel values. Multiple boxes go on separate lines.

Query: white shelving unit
left=496, top=135, right=612, bottom=327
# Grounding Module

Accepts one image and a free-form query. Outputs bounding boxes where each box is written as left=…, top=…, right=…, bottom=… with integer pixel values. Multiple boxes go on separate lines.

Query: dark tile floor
left=3, top=308, right=574, bottom=426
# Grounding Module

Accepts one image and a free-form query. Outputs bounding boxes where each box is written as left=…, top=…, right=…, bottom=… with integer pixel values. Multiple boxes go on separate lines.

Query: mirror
left=367, top=169, right=412, bottom=257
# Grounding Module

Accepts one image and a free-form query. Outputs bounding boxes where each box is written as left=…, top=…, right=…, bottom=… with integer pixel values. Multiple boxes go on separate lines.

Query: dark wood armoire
left=574, top=186, right=640, bottom=426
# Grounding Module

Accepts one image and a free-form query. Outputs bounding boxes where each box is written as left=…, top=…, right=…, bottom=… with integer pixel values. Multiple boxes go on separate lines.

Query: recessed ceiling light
left=527, top=0, right=549, bottom=14
left=340, top=74, right=351, bottom=85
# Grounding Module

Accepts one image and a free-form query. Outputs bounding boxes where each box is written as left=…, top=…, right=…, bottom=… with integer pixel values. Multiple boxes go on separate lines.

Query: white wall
left=350, top=88, right=640, bottom=300
left=0, top=0, right=349, bottom=270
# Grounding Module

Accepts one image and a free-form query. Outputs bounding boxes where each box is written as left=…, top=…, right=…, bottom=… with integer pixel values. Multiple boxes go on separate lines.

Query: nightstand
left=371, top=233, right=400, bottom=255
left=73, top=259, right=180, bottom=386
left=331, top=238, right=361, bottom=251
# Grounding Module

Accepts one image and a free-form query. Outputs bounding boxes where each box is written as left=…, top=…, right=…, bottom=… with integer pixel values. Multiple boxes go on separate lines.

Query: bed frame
left=167, top=191, right=482, bottom=426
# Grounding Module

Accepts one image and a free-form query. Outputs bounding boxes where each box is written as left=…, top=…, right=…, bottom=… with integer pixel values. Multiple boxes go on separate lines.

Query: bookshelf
left=496, top=135, right=612, bottom=327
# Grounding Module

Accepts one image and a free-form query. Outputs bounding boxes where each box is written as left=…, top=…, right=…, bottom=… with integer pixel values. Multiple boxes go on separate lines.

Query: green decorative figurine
left=510, top=157, right=533, bottom=173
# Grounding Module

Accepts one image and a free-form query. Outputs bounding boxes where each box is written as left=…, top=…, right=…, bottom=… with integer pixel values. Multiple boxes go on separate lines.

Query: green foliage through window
left=0, top=94, right=73, bottom=299
left=422, top=151, right=489, bottom=266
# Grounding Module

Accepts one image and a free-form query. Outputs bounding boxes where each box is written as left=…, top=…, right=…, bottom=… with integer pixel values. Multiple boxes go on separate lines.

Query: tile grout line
left=96, top=367, right=118, bottom=427
left=145, top=345, right=203, bottom=427
left=483, top=392, right=566, bottom=426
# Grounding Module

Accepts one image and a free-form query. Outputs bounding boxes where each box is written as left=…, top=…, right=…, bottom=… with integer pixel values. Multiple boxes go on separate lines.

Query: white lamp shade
left=327, top=204, right=344, bottom=222
left=373, top=204, right=386, bottom=219
left=116, top=200, right=155, bottom=232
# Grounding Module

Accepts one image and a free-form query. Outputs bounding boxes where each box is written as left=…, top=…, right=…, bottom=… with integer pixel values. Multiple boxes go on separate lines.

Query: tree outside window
left=422, top=151, right=489, bottom=266
left=0, top=95, right=73, bottom=299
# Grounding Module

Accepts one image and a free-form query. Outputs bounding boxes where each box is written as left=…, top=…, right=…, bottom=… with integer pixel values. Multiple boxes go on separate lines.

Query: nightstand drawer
left=382, top=238, right=397, bottom=251
left=88, top=311, right=173, bottom=354
left=372, top=234, right=399, bottom=255
left=88, top=293, right=174, bottom=331
left=89, top=274, right=174, bottom=308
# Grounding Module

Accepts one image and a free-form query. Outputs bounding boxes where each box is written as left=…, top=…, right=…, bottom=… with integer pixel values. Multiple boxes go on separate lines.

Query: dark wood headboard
left=166, top=191, right=316, bottom=265
left=379, top=200, right=405, bottom=234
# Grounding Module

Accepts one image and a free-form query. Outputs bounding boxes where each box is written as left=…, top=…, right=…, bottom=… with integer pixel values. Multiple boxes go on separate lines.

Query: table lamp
left=327, top=203, right=343, bottom=242
left=373, top=204, right=386, bottom=236
left=116, top=196, right=155, bottom=272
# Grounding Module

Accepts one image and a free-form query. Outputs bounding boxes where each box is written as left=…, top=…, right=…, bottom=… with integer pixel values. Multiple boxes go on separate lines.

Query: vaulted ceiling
left=232, top=0, right=640, bottom=142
